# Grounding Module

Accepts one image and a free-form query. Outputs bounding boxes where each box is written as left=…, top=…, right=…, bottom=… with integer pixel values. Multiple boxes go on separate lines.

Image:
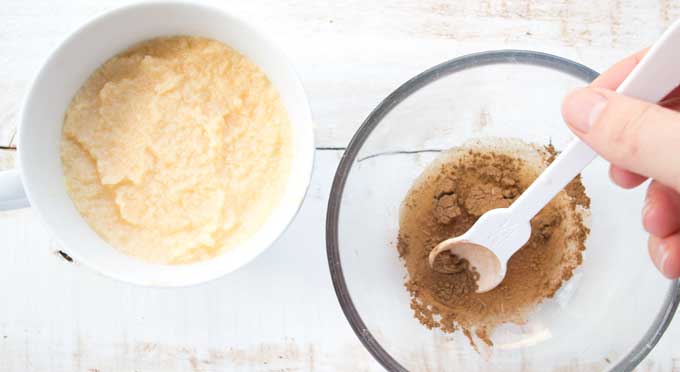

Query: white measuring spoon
left=429, top=19, right=680, bottom=293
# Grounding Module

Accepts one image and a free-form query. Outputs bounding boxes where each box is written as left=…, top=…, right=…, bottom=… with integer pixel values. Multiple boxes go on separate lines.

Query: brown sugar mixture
left=397, top=140, right=590, bottom=347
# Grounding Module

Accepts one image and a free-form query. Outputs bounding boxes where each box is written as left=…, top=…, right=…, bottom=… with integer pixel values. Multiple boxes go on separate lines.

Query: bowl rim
left=325, top=49, right=680, bottom=372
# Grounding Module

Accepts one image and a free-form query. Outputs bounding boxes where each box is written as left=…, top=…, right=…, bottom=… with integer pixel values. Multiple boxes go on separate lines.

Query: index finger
left=589, top=49, right=651, bottom=188
left=591, top=48, right=649, bottom=90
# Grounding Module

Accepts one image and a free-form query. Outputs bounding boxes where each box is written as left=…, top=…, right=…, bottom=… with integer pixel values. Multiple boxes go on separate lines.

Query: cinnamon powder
left=397, top=141, right=590, bottom=347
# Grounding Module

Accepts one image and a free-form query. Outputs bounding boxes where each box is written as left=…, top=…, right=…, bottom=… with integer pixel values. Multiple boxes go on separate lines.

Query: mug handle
left=0, top=169, right=29, bottom=210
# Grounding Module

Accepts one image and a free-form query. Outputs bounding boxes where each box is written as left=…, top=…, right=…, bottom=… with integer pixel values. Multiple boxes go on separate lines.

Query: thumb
left=562, top=87, right=680, bottom=192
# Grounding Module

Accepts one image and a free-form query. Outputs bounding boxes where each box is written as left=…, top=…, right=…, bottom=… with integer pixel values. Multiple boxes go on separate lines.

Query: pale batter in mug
left=62, top=36, right=293, bottom=264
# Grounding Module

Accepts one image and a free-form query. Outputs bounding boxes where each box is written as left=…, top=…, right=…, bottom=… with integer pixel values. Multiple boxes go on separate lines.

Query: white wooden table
left=1, top=1, right=679, bottom=371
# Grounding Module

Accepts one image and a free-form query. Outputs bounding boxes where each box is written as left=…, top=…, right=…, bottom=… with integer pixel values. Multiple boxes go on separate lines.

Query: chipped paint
left=97, top=340, right=373, bottom=372
left=659, top=0, right=680, bottom=28
left=558, top=0, right=575, bottom=47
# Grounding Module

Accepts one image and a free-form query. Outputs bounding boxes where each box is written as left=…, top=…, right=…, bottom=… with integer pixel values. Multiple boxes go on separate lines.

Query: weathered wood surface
left=0, top=0, right=679, bottom=371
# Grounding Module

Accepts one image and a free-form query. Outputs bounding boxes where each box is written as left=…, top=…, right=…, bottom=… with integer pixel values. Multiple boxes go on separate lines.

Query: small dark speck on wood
left=58, top=250, right=74, bottom=263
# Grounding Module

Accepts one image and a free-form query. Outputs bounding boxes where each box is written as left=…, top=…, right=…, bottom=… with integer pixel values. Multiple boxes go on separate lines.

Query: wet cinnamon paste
left=397, top=140, right=590, bottom=347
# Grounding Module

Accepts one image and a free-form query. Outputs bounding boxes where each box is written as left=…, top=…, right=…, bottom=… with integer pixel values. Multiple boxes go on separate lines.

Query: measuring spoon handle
left=509, top=19, right=680, bottom=220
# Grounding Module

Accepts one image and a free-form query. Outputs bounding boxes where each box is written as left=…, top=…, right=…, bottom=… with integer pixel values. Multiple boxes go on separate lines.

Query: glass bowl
left=326, top=50, right=680, bottom=371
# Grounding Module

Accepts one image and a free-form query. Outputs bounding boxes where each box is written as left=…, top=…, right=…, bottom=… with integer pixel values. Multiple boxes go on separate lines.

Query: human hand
left=561, top=49, right=680, bottom=279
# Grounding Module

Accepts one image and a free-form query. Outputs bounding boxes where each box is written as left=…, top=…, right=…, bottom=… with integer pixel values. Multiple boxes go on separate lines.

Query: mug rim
left=15, top=1, right=315, bottom=287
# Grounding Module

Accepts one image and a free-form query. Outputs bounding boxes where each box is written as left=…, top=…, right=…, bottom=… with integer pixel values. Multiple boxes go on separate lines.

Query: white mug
left=0, top=2, right=315, bottom=286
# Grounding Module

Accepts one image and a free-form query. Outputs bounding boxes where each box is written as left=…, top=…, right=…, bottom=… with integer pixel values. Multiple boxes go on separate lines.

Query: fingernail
left=642, top=199, right=652, bottom=223
left=650, top=239, right=664, bottom=269
left=659, top=243, right=672, bottom=277
left=563, top=88, right=608, bottom=133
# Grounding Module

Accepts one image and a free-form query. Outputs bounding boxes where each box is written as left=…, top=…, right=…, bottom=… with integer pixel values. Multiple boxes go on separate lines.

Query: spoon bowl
left=428, top=207, right=532, bottom=292
left=431, top=239, right=503, bottom=293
